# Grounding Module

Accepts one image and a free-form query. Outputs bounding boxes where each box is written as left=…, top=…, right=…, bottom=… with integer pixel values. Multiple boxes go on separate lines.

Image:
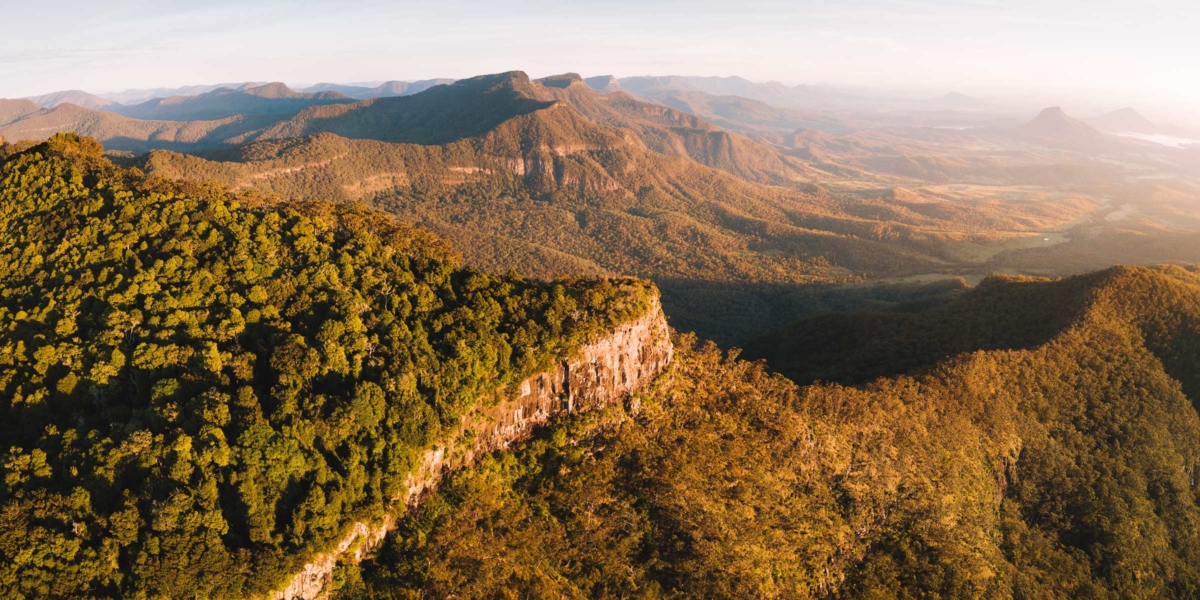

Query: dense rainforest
left=339, top=265, right=1200, bottom=599
left=0, top=135, right=653, bottom=598
left=6, top=130, right=1200, bottom=600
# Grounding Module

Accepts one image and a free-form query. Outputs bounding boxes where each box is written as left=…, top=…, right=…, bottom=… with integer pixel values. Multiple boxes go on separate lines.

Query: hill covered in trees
left=0, top=135, right=657, bottom=598
left=338, top=264, right=1200, bottom=598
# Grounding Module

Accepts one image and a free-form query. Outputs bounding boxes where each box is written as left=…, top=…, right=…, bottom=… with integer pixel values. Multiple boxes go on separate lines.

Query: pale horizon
left=2, top=0, right=1198, bottom=123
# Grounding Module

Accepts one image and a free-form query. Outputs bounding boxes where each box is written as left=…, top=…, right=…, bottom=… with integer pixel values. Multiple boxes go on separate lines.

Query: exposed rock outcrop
left=269, top=297, right=673, bottom=600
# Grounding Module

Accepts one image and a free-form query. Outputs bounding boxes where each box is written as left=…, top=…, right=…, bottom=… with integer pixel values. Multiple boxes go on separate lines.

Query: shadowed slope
left=341, top=265, right=1200, bottom=599
left=257, top=72, right=555, bottom=145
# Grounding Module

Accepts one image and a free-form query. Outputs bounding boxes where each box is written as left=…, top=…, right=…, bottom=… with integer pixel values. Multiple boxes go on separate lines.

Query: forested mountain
left=255, top=72, right=558, bottom=146
left=99, top=82, right=268, bottom=106
left=111, top=83, right=356, bottom=121
left=0, top=134, right=656, bottom=598
left=0, top=99, right=41, bottom=126
left=25, top=89, right=115, bottom=110
left=133, top=75, right=1096, bottom=343
left=340, top=264, right=1200, bottom=598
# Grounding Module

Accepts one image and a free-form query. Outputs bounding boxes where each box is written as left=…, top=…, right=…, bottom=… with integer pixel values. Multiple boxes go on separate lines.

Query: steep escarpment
left=272, top=298, right=671, bottom=600
left=339, top=265, right=1200, bottom=599
left=0, top=135, right=666, bottom=599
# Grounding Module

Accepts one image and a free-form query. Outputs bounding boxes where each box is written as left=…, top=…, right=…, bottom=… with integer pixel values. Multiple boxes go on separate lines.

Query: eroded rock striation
left=270, top=297, right=673, bottom=600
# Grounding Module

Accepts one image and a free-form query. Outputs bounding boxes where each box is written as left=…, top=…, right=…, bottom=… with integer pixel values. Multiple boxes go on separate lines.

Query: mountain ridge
left=25, top=89, right=114, bottom=110
left=111, top=82, right=356, bottom=121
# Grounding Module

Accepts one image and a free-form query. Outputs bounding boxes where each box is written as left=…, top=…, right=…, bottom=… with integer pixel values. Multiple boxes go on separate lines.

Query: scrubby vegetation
left=339, top=265, right=1200, bottom=599
left=0, top=134, right=653, bottom=598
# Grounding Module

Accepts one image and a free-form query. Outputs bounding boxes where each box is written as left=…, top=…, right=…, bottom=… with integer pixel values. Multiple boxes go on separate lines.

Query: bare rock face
left=268, top=297, right=672, bottom=600
left=470, top=295, right=672, bottom=456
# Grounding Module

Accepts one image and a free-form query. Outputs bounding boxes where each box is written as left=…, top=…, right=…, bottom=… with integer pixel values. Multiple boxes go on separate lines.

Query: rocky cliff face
left=269, top=297, right=673, bottom=600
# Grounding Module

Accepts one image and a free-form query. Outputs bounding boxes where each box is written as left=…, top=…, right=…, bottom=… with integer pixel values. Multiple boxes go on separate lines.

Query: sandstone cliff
left=270, top=297, right=673, bottom=600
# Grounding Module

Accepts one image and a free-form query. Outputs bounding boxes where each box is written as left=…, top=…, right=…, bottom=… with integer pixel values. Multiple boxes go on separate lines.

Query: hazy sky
left=2, top=0, right=1198, bottom=113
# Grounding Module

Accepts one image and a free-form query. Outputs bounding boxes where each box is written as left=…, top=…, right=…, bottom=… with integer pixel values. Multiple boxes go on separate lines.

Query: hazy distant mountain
left=636, top=89, right=854, bottom=136
left=303, top=83, right=374, bottom=96
left=302, top=79, right=456, bottom=100
left=1091, top=108, right=1160, bottom=134
left=0, top=99, right=42, bottom=126
left=112, top=83, right=355, bottom=121
left=924, top=92, right=986, bottom=109
left=1089, top=107, right=1199, bottom=140
left=1013, top=106, right=1119, bottom=151
left=616, top=75, right=842, bottom=109
left=25, top=90, right=114, bottom=110
left=99, top=82, right=266, bottom=105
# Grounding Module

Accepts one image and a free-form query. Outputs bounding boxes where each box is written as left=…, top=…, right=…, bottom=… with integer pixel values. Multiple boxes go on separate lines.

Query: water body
left=1115, top=132, right=1200, bottom=148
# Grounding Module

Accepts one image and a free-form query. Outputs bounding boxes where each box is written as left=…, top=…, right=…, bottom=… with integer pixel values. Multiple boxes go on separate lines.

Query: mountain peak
left=1091, top=107, right=1160, bottom=134
left=243, top=82, right=303, bottom=99
left=1036, top=106, right=1068, bottom=118
left=537, top=73, right=585, bottom=89
left=1014, top=106, right=1111, bottom=148
left=584, top=75, right=621, bottom=94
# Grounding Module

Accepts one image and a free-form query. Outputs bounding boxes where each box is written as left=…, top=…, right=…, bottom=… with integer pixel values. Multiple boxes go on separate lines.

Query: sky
left=2, top=0, right=1198, bottom=116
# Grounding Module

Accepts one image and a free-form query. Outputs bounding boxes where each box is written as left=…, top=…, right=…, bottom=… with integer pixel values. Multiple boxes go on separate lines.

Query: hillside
left=340, top=265, right=1200, bottom=598
left=25, top=89, right=114, bottom=110
left=583, top=74, right=621, bottom=94
left=535, top=73, right=827, bottom=185
left=0, top=134, right=661, bottom=598
left=0, top=99, right=41, bottom=126
left=99, top=82, right=267, bottom=106
left=0, top=103, right=283, bottom=153
left=111, top=82, right=356, bottom=121
left=255, top=72, right=556, bottom=145
left=138, top=126, right=1098, bottom=344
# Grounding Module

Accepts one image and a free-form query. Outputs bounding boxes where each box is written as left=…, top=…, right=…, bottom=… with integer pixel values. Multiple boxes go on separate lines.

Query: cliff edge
left=270, top=296, right=673, bottom=600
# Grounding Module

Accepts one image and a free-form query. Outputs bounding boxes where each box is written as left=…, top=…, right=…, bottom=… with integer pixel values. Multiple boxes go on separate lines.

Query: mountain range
left=25, top=89, right=115, bottom=110
left=109, top=82, right=356, bottom=121
left=2, top=71, right=1198, bottom=344
left=302, top=79, right=456, bottom=99
left=5, top=60, right=1200, bottom=600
